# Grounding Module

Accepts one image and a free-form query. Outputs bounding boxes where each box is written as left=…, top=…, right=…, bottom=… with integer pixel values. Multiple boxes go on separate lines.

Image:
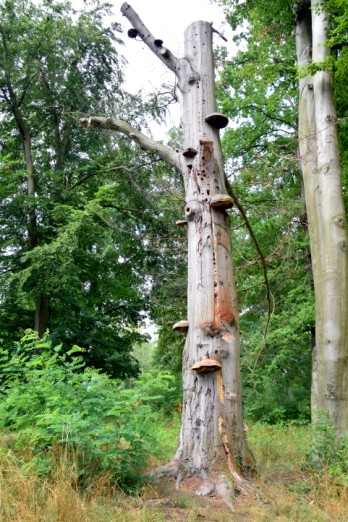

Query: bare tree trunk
left=296, top=0, right=348, bottom=435
left=310, top=0, right=348, bottom=435
left=83, top=3, right=255, bottom=496
left=12, top=105, right=49, bottom=335
left=1, top=23, right=48, bottom=334
left=175, top=21, right=254, bottom=484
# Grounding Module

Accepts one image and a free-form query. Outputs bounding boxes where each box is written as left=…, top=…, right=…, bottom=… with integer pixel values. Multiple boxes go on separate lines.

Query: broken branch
left=121, top=2, right=180, bottom=76
left=120, top=2, right=199, bottom=89
left=80, top=116, right=182, bottom=172
left=225, top=176, right=274, bottom=348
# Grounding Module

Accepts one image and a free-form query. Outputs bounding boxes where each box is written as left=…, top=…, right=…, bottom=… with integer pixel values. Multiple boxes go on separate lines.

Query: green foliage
left=0, top=0, right=182, bottom=377
left=135, top=370, right=181, bottom=416
left=306, top=413, right=348, bottom=484
left=0, top=331, right=178, bottom=489
left=216, top=0, right=314, bottom=422
left=298, top=58, right=335, bottom=77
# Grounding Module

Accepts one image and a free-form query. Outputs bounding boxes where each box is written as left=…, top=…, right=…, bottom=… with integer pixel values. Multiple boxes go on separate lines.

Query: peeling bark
left=173, top=21, right=254, bottom=482
left=84, top=4, right=255, bottom=488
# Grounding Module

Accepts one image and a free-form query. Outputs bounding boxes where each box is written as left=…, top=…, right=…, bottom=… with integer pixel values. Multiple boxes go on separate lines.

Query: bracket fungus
left=127, top=28, right=138, bottom=38
left=173, top=320, right=189, bottom=334
left=205, top=112, right=229, bottom=129
left=191, top=358, right=222, bottom=374
left=176, top=219, right=188, bottom=226
left=210, top=194, right=233, bottom=210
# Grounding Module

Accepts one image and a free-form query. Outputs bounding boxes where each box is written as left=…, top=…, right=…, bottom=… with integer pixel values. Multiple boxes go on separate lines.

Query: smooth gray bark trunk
left=296, top=0, right=348, bottom=435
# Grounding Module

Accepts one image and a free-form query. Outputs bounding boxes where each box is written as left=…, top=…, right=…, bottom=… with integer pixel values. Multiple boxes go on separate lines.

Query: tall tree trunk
left=174, top=21, right=254, bottom=483
left=311, top=0, right=348, bottom=435
left=296, top=0, right=348, bottom=435
left=13, top=107, right=49, bottom=335
left=1, top=24, right=48, bottom=334
left=84, top=4, right=255, bottom=495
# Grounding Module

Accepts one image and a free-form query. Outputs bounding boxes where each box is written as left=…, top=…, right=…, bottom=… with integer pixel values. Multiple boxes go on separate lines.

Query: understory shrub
left=0, top=330, right=175, bottom=489
left=306, top=413, right=348, bottom=485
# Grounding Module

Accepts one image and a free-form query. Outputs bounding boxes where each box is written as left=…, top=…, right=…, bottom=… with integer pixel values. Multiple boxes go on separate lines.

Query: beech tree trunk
left=296, top=0, right=348, bottom=435
left=0, top=25, right=49, bottom=336
left=174, top=21, right=254, bottom=481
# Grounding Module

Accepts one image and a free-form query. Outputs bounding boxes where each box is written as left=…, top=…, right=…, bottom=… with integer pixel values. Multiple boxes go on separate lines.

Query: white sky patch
left=73, top=0, right=234, bottom=138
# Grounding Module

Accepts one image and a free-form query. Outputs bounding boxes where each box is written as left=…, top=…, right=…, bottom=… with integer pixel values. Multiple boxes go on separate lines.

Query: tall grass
left=1, top=423, right=348, bottom=521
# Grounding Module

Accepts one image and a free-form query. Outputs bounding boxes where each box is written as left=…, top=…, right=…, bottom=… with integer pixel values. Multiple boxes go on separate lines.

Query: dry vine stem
left=81, top=2, right=255, bottom=502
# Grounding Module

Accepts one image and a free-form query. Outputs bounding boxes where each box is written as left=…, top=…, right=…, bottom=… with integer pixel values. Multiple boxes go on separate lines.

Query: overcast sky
left=75, top=0, right=234, bottom=137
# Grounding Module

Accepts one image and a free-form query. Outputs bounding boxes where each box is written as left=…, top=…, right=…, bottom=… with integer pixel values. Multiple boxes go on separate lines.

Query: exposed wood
left=120, top=2, right=200, bottom=90
left=80, top=116, right=182, bottom=172
left=83, top=3, right=255, bottom=488
left=175, top=19, right=255, bottom=480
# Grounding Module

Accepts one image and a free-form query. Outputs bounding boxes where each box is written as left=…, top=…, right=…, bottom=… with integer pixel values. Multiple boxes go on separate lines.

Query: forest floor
left=1, top=421, right=348, bottom=522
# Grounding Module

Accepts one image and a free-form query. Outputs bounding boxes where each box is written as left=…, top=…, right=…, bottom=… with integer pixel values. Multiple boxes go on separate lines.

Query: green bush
left=306, top=413, right=348, bottom=485
left=134, top=370, right=181, bottom=416
left=0, top=330, right=175, bottom=489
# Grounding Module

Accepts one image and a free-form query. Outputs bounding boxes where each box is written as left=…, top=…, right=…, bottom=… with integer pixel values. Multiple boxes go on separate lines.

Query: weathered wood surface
left=174, top=20, right=253, bottom=478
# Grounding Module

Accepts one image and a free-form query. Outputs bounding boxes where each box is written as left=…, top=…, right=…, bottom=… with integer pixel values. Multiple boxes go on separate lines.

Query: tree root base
left=148, top=461, right=253, bottom=512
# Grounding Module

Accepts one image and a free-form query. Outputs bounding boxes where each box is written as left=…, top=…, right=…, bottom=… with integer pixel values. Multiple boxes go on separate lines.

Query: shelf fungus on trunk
left=127, top=28, right=138, bottom=38
left=176, top=219, right=188, bottom=226
left=210, top=194, right=233, bottom=210
left=191, top=357, right=222, bottom=374
left=205, top=112, right=229, bottom=129
left=173, top=320, right=189, bottom=334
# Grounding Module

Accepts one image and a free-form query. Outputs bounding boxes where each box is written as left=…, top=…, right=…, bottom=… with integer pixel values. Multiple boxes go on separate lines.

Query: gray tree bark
left=174, top=21, right=254, bottom=485
left=296, top=0, right=348, bottom=435
left=83, top=3, right=255, bottom=493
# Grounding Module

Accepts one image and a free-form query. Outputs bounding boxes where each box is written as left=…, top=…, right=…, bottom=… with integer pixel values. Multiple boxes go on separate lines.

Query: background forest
left=1, top=0, right=348, bottom=520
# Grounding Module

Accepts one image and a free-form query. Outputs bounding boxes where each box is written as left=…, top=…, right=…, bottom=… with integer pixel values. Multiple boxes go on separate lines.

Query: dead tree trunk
left=175, top=21, right=254, bottom=483
left=296, top=0, right=348, bottom=435
left=81, top=2, right=255, bottom=492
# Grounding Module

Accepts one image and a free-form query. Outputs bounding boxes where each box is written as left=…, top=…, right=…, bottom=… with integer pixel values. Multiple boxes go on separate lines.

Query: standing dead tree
left=81, top=2, right=255, bottom=497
